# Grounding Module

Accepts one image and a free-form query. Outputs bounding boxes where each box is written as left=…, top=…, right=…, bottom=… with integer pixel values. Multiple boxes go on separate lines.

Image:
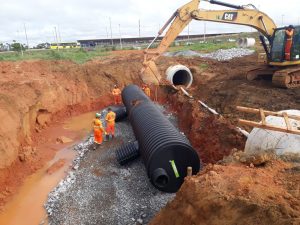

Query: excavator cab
left=270, top=26, right=300, bottom=64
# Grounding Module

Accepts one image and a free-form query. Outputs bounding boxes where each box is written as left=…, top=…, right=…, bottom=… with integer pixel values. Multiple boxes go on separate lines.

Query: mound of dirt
left=150, top=158, right=300, bottom=225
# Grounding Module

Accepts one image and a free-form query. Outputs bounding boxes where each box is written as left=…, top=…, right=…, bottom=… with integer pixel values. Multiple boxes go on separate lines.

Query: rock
left=19, top=153, right=26, bottom=162
left=164, top=48, right=254, bottom=61
left=73, top=164, right=79, bottom=170
left=141, top=213, right=147, bottom=219
left=37, top=113, right=51, bottom=126
left=56, top=136, right=73, bottom=144
left=136, top=218, right=143, bottom=224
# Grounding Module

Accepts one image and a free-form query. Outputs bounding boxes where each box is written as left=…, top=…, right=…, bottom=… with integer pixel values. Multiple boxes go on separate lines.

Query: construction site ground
left=0, top=49, right=300, bottom=224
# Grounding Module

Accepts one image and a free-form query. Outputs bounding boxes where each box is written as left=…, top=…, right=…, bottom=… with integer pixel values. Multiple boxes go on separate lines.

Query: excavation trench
left=43, top=86, right=247, bottom=224
left=0, top=110, right=99, bottom=225
left=0, top=54, right=254, bottom=224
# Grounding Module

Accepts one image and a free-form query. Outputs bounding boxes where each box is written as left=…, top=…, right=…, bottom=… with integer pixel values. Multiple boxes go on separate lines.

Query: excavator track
left=246, top=65, right=277, bottom=81
left=272, top=66, right=300, bottom=89
left=246, top=65, right=300, bottom=89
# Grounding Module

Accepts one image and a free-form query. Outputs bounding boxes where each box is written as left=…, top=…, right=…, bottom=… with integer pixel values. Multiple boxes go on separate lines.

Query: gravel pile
left=44, top=106, right=177, bottom=225
left=164, top=48, right=255, bottom=61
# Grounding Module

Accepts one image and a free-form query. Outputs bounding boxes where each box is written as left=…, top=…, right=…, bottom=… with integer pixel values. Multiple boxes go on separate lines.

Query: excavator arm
left=141, top=0, right=277, bottom=85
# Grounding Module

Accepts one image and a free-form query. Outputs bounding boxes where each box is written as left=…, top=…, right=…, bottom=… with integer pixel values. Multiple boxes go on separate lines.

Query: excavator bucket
left=140, top=61, right=162, bottom=85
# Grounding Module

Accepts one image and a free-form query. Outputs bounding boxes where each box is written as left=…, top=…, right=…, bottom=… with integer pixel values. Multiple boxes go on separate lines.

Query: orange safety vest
left=93, top=118, right=104, bottom=131
left=112, top=88, right=121, bottom=96
left=144, top=87, right=151, bottom=97
left=105, top=111, right=116, bottom=125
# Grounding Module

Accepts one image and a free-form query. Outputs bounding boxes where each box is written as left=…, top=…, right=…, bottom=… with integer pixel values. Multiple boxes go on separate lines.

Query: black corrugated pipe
left=116, top=141, right=139, bottom=165
left=121, top=84, right=150, bottom=114
left=112, top=106, right=127, bottom=122
left=99, top=106, right=127, bottom=122
left=122, top=85, right=200, bottom=193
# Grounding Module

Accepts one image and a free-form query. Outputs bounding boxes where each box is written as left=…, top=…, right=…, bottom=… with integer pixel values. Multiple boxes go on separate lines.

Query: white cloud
left=0, top=0, right=299, bottom=46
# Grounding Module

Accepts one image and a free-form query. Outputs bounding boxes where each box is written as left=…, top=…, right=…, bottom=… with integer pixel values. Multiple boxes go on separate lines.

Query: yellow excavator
left=141, top=0, right=300, bottom=88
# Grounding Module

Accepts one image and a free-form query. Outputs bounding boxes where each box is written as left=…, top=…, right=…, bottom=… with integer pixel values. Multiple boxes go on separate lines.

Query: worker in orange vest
left=112, top=85, right=122, bottom=105
left=144, top=84, right=151, bottom=98
left=285, top=25, right=294, bottom=61
left=105, top=107, right=116, bottom=140
left=92, top=113, right=105, bottom=150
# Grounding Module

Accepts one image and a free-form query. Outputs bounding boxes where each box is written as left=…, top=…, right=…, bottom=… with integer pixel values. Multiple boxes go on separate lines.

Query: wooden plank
left=259, top=108, right=266, bottom=125
left=187, top=167, right=193, bottom=176
left=282, top=112, right=292, bottom=131
left=236, top=106, right=300, bottom=121
left=238, top=119, right=300, bottom=135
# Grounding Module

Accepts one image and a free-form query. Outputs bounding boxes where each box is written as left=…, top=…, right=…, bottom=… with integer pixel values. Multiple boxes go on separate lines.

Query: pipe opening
left=166, top=65, right=193, bottom=88
left=151, top=168, right=169, bottom=188
left=155, top=175, right=169, bottom=187
left=173, top=70, right=191, bottom=86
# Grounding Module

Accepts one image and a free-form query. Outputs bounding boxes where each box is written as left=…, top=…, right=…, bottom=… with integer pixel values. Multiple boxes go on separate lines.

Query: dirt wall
left=0, top=55, right=143, bottom=169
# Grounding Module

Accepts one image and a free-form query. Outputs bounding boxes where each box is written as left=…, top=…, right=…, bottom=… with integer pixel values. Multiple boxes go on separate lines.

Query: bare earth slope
left=150, top=156, right=300, bottom=225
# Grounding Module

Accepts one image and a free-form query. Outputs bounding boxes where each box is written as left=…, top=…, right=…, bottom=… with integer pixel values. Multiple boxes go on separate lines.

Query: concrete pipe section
left=237, top=38, right=256, bottom=48
left=245, top=110, right=300, bottom=155
left=166, top=65, right=193, bottom=88
left=120, top=84, right=200, bottom=193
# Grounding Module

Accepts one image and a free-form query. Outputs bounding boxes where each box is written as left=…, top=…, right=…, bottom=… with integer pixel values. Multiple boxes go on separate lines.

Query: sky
left=0, top=0, right=299, bottom=46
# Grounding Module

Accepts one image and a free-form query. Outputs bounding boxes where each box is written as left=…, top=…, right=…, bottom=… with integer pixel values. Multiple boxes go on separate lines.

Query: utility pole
left=58, top=25, right=62, bottom=43
left=109, top=17, right=113, bottom=46
left=106, top=27, right=109, bottom=39
left=187, top=24, right=190, bottom=42
left=203, top=21, right=206, bottom=42
left=54, top=26, right=59, bottom=51
left=119, top=24, right=123, bottom=49
left=23, top=23, right=29, bottom=49
left=138, top=19, right=141, bottom=38
left=17, top=30, right=24, bottom=57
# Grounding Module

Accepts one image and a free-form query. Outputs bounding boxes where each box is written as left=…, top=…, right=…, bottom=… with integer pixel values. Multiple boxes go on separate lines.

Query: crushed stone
left=164, top=48, right=255, bottom=61
left=45, top=105, right=177, bottom=225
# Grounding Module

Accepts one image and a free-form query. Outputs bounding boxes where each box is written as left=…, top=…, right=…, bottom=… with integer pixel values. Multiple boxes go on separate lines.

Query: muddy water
left=0, top=111, right=97, bottom=225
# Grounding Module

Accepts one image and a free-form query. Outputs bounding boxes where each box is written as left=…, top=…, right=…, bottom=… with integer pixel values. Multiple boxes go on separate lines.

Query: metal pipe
left=204, top=0, right=244, bottom=9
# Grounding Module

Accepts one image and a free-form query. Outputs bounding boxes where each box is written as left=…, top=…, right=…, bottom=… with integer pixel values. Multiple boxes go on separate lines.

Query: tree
left=36, top=42, right=50, bottom=49
left=11, top=40, right=25, bottom=52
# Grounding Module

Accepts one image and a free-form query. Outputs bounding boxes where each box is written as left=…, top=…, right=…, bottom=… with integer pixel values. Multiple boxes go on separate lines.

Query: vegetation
left=0, top=48, right=110, bottom=64
left=10, top=40, right=26, bottom=52
left=199, top=63, right=209, bottom=70
left=169, top=41, right=236, bottom=53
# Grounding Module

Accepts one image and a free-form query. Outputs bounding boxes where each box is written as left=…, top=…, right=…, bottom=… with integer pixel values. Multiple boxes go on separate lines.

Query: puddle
left=63, top=110, right=97, bottom=134
left=0, top=110, right=98, bottom=225
left=0, top=148, right=76, bottom=225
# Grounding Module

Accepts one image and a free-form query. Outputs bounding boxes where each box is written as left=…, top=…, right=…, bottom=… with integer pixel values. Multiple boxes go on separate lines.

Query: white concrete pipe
left=166, top=65, right=193, bottom=88
left=237, top=38, right=256, bottom=48
left=244, top=110, right=300, bottom=155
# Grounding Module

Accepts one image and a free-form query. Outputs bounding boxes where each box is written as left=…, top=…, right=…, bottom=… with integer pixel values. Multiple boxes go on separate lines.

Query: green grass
left=169, top=41, right=237, bottom=53
left=199, top=63, right=209, bottom=70
left=0, top=48, right=110, bottom=64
